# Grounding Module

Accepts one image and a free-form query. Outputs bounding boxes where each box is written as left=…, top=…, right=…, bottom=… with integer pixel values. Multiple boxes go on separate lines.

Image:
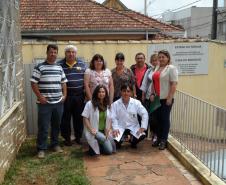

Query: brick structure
left=0, top=0, right=26, bottom=182
left=0, top=103, right=26, bottom=182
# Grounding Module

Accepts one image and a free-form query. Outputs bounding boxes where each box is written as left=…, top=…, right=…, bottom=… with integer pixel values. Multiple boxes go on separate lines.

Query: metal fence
left=170, top=90, right=226, bottom=182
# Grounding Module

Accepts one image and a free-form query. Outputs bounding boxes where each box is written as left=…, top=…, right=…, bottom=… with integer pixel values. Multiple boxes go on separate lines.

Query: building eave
left=162, top=31, right=186, bottom=38
left=21, top=29, right=161, bottom=36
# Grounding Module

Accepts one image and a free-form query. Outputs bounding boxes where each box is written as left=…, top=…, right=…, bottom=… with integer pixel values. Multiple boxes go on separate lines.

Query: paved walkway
left=84, top=140, right=203, bottom=185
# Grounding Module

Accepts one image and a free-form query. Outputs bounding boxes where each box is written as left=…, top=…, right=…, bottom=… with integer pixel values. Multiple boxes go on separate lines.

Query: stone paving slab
left=84, top=140, right=203, bottom=185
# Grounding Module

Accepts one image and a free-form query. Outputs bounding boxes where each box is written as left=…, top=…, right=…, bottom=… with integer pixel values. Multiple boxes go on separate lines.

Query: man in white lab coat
left=111, top=83, right=148, bottom=148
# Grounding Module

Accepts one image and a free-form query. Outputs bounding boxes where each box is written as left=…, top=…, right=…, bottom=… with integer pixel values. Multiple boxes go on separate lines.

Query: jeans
left=61, top=95, right=85, bottom=141
left=155, top=99, right=174, bottom=142
left=95, top=131, right=116, bottom=155
left=37, top=102, right=63, bottom=150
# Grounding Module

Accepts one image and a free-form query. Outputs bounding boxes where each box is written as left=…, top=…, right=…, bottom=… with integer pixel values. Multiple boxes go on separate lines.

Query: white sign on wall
left=148, top=42, right=209, bottom=75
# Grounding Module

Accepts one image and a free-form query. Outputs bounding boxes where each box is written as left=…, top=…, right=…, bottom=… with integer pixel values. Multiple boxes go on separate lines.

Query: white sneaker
left=37, top=151, right=45, bottom=159
left=53, top=146, right=63, bottom=153
left=152, top=135, right=158, bottom=143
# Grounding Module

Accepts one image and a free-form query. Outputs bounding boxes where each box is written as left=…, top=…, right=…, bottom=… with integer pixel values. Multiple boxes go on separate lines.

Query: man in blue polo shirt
left=59, top=45, right=87, bottom=146
left=31, top=44, right=67, bottom=158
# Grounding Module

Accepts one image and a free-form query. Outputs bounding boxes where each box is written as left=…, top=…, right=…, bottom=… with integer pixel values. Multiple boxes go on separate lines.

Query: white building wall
left=190, top=7, right=212, bottom=38
left=162, top=7, right=212, bottom=39
left=162, top=8, right=191, bottom=22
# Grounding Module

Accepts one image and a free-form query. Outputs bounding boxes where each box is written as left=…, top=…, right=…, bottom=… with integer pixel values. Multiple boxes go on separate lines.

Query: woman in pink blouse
left=84, top=54, right=114, bottom=104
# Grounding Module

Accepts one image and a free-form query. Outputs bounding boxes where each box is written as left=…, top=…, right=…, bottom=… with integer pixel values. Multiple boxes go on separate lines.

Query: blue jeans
left=37, top=102, right=63, bottom=151
left=95, top=131, right=116, bottom=155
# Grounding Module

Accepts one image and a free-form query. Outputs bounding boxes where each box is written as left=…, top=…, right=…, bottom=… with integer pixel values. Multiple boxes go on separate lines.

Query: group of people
left=31, top=44, right=178, bottom=158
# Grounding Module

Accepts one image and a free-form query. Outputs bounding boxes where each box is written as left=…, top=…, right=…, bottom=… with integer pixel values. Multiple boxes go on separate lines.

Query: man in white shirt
left=111, top=83, right=148, bottom=148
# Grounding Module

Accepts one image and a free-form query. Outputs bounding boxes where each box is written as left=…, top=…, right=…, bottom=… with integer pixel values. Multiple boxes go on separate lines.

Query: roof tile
left=20, top=0, right=183, bottom=36
left=20, top=0, right=153, bottom=31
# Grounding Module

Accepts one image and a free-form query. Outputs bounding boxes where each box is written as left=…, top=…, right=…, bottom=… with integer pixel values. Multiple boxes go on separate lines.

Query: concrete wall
left=162, top=7, right=212, bottom=39
left=190, top=7, right=212, bottom=39
left=22, top=39, right=226, bottom=135
left=178, top=41, right=226, bottom=109
left=22, top=40, right=148, bottom=69
left=22, top=40, right=226, bottom=108
left=0, top=0, right=26, bottom=182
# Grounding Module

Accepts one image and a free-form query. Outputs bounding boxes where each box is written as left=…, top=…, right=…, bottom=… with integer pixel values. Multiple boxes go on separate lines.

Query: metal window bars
left=170, top=90, right=226, bottom=182
left=0, top=0, right=23, bottom=118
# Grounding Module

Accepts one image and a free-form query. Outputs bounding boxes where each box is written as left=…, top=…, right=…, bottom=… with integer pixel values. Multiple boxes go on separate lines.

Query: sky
left=95, top=0, right=224, bottom=18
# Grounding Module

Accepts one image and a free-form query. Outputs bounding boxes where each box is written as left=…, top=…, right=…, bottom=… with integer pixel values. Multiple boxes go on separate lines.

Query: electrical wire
left=151, top=0, right=202, bottom=17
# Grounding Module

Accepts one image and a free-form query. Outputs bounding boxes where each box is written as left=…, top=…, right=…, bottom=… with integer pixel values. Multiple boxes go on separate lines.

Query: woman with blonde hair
left=140, top=53, right=159, bottom=142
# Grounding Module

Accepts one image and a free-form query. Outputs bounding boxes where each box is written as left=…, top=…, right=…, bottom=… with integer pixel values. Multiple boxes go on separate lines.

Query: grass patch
left=1, top=138, right=90, bottom=185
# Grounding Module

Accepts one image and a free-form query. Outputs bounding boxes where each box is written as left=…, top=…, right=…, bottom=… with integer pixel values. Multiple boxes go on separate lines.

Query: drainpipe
left=146, top=31, right=149, bottom=40
left=144, top=0, right=147, bottom=16
left=211, top=0, right=218, bottom=39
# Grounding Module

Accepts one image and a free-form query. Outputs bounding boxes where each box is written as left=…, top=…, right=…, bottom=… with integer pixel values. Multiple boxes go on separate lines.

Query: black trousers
left=155, top=99, right=174, bottom=141
left=143, top=99, right=158, bottom=135
left=114, top=129, right=145, bottom=148
left=60, top=95, right=85, bottom=141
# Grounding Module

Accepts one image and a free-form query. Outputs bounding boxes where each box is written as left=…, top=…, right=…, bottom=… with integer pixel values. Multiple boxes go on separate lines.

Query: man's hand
left=136, top=128, right=145, bottom=136
left=105, top=129, right=110, bottom=139
left=90, top=128, right=97, bottom=135
left=38, top=95, right=47, bottom=104
left=166, top=97, right=172, bottom=106
left=112, top=129, right=120, bottom=138
left=61, top=96, right=66, bottom=103
left=150, top=94, right=155, bottom=102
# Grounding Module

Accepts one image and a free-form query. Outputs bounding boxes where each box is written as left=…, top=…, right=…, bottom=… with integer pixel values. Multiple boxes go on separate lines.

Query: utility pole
left=144, top=0, right=147, bottom=16
left=211, top=0, right=218, bottom=39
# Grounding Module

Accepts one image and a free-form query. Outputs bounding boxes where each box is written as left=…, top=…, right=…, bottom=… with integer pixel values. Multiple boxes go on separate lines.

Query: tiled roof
left=20, top=0, right=157, bottom=32
left=122, top=10, right=184, bottom=32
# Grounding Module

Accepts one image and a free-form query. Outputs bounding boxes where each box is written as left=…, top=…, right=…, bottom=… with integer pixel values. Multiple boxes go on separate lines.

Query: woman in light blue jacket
left=82, top=85, right=116, bottom=156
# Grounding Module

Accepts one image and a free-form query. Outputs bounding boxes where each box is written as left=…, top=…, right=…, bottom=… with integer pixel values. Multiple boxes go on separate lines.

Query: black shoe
left=63, top=140, right=72, bottom=146
left=138, top=134, right=146, bottom=141
left=88, top=147, right=97, bottom=156
left=115, top=142, right=121, bottom=149
left=159, top=141, right=167, bottom=150
left=74, top=138, right=82, bottom=145
left=152, top=140, right=160, bottom=147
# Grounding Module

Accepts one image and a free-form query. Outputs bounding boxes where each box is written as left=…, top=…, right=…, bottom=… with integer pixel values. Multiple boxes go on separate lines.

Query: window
left=0, top=1, right=22, bottom=118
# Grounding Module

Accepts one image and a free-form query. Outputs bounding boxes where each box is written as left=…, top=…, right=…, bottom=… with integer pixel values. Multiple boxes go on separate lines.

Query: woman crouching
left=82, top=84, right=116, bottom=156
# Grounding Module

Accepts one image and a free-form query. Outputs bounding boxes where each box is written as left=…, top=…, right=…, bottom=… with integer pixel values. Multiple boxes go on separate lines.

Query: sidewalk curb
left=167, top=135, right=225, bottom=185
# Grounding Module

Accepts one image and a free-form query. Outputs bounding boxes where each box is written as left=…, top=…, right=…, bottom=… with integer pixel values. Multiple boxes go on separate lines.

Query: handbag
left=149, top=95, right=161, bottom=113
left=149, top=73, right=161, bottom=113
